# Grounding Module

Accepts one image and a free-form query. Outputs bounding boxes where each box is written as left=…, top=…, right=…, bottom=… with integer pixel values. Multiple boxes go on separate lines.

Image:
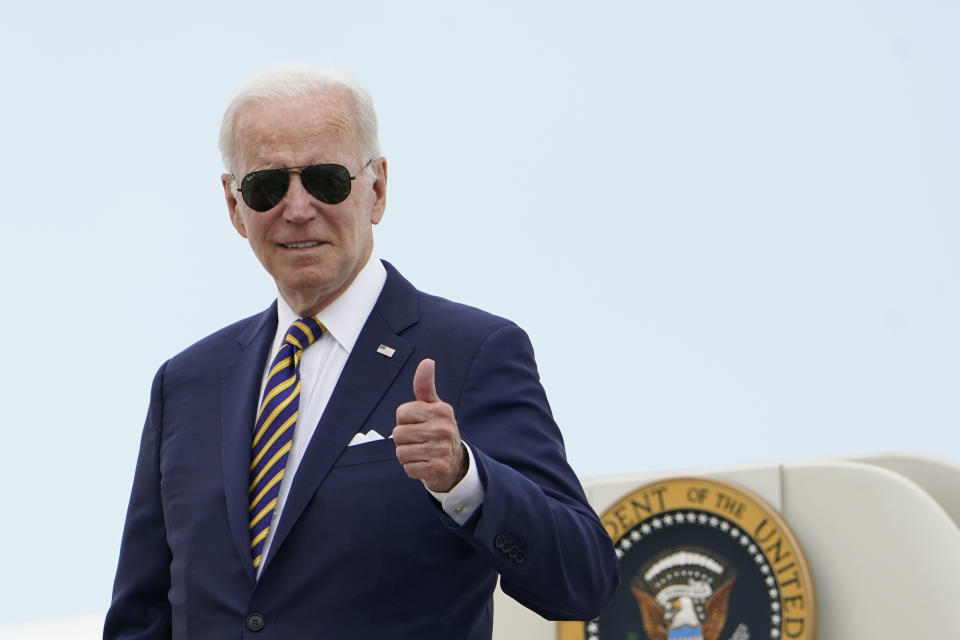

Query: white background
left=1, top=0, right=956, bottom=626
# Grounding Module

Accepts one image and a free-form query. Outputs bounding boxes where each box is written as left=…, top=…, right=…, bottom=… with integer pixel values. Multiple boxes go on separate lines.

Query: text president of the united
left=104, top=66, right=619, bottom=639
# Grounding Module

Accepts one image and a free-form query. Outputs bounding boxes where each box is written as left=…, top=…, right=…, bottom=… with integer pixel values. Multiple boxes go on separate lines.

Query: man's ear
left=369, top=157, right=388, bottom=225
left=222, top=173, right=248, bottom=238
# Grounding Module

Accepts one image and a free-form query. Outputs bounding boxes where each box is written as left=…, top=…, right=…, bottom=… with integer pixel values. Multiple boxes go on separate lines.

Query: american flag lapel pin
left=376, top=344, right=396, bottom=358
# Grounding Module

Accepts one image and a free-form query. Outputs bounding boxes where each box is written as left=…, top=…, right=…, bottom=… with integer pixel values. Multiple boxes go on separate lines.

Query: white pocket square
left=348, top=429, right=390, bottom=446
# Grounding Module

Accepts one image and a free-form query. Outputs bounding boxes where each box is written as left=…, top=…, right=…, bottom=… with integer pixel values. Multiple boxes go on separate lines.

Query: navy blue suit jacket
left=105, top=262, right=618, bottom=639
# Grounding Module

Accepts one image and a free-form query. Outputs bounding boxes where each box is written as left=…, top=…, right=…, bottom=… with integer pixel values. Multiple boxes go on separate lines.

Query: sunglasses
left=236, top=158, right=373, bottom=211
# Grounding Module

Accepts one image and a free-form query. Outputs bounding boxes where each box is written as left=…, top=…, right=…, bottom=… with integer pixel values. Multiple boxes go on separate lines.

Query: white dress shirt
left=256, top=255, right=483, bottom=576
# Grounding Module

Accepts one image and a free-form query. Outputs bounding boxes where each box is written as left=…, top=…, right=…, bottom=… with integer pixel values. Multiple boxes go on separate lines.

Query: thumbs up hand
left=394, top=359, right=467, bottom=492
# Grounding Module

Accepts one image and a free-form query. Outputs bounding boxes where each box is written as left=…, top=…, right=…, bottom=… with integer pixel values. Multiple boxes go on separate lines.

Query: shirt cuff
left=426, top=442, right=485, bottom=525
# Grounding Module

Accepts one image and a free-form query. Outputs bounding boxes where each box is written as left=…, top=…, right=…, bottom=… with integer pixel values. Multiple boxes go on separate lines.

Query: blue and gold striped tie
left=249, top=316, right=324, bottom=569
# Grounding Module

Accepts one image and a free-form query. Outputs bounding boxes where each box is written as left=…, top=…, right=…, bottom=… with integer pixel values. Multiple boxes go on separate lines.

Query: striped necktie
left=249, top=316, right=324, bottom=569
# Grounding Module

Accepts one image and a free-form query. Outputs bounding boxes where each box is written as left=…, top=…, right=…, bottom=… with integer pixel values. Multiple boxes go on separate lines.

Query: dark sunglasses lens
left=241, top=170, right=289, bottom=211
left=301, top=164, right=352, bottom=204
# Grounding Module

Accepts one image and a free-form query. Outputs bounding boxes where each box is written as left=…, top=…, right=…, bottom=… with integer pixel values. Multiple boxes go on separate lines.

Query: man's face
left=222, top=94, right=387, bottom=316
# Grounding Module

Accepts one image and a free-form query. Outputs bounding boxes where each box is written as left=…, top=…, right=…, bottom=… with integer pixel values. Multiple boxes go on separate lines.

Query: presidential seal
left=558, top=477, right=815, bottom=640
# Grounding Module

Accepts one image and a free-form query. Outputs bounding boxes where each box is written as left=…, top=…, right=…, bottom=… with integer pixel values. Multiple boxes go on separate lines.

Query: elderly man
left=105, top=67, right=618, bottom=639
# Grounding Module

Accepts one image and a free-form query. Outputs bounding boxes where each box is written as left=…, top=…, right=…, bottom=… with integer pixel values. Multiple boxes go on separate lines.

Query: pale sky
left=1, top=0, right=957, bottom=627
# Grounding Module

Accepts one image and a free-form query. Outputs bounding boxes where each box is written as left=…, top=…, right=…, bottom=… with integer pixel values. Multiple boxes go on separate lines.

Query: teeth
left=284, top=242, right=320, bottom=249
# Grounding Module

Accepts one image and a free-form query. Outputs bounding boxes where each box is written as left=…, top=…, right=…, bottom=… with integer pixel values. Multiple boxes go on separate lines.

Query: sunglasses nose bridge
left=280, top=169, right=319, bottom=221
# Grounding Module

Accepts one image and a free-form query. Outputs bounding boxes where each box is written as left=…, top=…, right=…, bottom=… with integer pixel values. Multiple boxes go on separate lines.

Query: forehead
left=233, top=94, right=360, bottom=171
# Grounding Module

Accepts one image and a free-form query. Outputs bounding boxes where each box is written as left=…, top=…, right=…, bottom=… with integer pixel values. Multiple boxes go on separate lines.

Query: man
left=105, top=67, right=618, bottom=639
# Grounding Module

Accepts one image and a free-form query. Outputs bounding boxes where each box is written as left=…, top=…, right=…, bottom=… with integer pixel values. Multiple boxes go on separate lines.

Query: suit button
left=245, top=613, right=265, bottom=632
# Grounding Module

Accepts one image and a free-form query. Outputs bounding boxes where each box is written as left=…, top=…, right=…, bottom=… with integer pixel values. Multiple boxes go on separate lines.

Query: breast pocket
left=321, top=436, right=408, bottom=508
left=333, top=436, right=398, bottom=468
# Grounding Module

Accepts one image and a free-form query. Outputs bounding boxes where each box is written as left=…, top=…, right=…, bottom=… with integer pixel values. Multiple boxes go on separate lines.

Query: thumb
left=413, top=358, right=440, bottom=403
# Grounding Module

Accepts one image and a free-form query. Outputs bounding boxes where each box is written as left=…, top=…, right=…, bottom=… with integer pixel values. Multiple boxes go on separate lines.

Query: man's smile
left=280, top=241, right=324, bottom=249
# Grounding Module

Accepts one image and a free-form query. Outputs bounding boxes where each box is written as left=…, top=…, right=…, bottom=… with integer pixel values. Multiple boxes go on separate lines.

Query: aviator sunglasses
left=236, top=158, right=373, bottom=211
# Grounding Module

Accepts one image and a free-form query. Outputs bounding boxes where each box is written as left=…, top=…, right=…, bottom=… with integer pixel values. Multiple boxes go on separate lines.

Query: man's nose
left=282, top=173, right=318, bottom=222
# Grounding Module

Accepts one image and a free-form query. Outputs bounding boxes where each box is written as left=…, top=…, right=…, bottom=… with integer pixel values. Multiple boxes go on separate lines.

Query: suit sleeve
left=103, top=363, right=173, bottom=640
left=445, top=323, right=620, bottom=620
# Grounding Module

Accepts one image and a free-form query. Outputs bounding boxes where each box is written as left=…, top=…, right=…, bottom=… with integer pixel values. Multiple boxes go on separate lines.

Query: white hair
left=218, top=66, right=381, bottom=174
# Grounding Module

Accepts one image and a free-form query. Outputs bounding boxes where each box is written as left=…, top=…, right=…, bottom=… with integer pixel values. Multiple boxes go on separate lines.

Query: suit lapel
left=220, top=305, right=277, bottom=584
left=263, top=263, right=420, bottom=569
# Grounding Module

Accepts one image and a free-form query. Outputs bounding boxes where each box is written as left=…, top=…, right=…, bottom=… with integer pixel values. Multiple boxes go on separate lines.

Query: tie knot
left=283, top=316, right=325, bottom=350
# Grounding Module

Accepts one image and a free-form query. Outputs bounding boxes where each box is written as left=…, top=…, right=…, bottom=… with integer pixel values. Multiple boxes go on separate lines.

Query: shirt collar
left=274, top=254, right=387, bottom=354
